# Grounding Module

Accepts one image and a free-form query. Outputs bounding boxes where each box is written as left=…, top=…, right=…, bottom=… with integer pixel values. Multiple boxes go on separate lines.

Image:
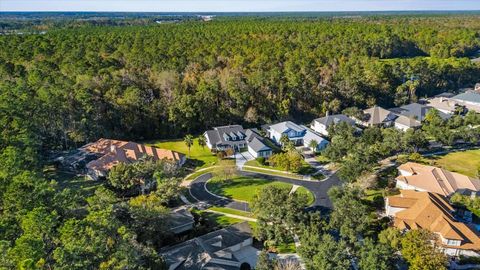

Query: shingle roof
left=363, top=106, right=397, bottom=125
left=387, top=190, right=480, bottom=251
left=302, top=126, right=329, bottom=146
left=313, top=114, right=355, bottom=128
left=248, top=137, right=271, bottom=152
left=204, top=125, right=246, bottom=147
left=161, top=222, right=253, bottom=270
left=397, top=162, right=480, bottom=197
left=393, top=114, right=422, bottom=128
left=268, top=121, right=305, bottom=134
left=391, top=103, right=450, bottom=121
left=453, top=91, right=480, bottom=104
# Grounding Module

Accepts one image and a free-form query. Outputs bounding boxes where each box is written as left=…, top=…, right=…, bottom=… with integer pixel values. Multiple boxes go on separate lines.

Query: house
left=204, top=125, right=247, bottom=151
left=303, top=126, right=329, bottom=152
left=81, top=139, right=186, bottom=180
left=451, top=91, right=480, bottom=113
left=396, top=162, right=480, bottom=197
left=266, top=121, right=306, bottom=146
left=359, top=105, right=398, bottom=127
left=168, top=207, right=195, bottom=234
left=265, top=121, right=329, bottom=151
left=161, top=222, right=259, bottom=270
left=390, top=103, right=451, bottom=122
left=426, top=97, right=461, bottom=115
left=386, top=190, right=480, bottom=257
left=311, top=114, right=357, bottom=136
left=245, top=129, right=272, bottom=158
left=392, top=114, right=422, bottom=132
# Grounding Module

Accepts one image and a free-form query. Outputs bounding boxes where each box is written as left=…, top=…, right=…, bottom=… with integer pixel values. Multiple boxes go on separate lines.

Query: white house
left=311, top=114, right=356, bottom=136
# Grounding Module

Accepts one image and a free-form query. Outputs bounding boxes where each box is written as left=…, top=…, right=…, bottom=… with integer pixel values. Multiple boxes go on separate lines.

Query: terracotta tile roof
left=82, top=139, right=185, bottom=172
left=387, top=190, right=480, bottom=251
left=397, top=162, right=480, bottom=197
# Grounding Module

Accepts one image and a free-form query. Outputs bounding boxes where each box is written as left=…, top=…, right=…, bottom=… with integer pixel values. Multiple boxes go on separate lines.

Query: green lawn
left=245, top=159, right=314, bottom=175
left=148, top=138, right=219, bottom=169
left=207, top=176, right=293, bottom=204
left=194, top=209, right=244, bottom=226
left=425, top=149, right=480, bottom=177
left=272, top=239, right=297, bottom=253
left=296, top=186, right=315, bottom=205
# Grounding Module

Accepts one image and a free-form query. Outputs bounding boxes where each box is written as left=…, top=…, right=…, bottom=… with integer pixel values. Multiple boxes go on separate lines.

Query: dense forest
left=0, top=15, right=480, bottom=268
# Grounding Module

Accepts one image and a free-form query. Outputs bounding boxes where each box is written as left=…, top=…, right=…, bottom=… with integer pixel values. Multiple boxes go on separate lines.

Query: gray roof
left=391, top=103, right=450, bottom=121
left=168, top=208, right=195, bottom=232
left=452, top=91, right=480, bottom=104
left=313, top=114, right=355, bottom=128
left=204, top=125, right=246, bottom=148
left=161, top=222, right=253, bottom=270
left=302, top=126, right=329, bottom=146
left=268, top=121, right=305, bottom=134
left=248, top=137, right=271, bottom=152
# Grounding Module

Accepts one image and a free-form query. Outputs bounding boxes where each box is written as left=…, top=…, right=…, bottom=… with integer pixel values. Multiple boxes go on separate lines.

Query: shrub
left=256, top=157, right=266, bottom=165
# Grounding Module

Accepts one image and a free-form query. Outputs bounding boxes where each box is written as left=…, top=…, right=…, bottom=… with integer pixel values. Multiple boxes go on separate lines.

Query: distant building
left=452, top=91, right=480, bottom=113
left=396, top=162, right=480, bottom=197
left=359, top=105, right=397, bottom=127
left=266, top=121, right=306, bottom=146
left=161, top=222, right=258, bottom=270
left=390, top=103, right=451, bottom=122
left=204, top=125, right=247, bottom=151
left=311, top=114, right=356, bottom=136
left=265, top=121, right=328, bottom=151
left=392, top=114, right=422, bottom=132
left=426, top=97, right=461, bottom=115
left=386, top=190, right=480, bottom=257
left=81, top=139, right=186, bottom=180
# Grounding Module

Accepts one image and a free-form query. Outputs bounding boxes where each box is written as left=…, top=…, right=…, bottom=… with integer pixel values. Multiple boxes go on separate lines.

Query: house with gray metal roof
left=161, top=222, right=258, bottom=270
left=311, top=114, right=356, bottom=136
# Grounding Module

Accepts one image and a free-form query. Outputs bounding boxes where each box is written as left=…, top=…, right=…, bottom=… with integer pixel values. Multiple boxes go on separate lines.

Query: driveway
left=298, top=147, right=333, bottom=177
left=235, top=151, right=254, bottom=170
left=189, top=170, right=341, bottom=212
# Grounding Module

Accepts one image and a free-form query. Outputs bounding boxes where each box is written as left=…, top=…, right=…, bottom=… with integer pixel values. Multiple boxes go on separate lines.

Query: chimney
left=326, top=111, right=330, bottom=116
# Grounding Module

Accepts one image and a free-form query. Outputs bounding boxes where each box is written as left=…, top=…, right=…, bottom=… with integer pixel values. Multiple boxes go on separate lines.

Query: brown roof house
left=386, top=190, right=480, bottom=257
left=81, top=138, right=186, bottom=180
left=358, top=105, right=398, bottom=127
left=396, top=162, right=480, bottom=197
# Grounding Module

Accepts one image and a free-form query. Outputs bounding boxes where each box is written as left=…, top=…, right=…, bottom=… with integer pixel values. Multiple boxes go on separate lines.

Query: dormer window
left=223, top=133, right=230, bottom=141
left=229, top=132, right=237, bottom=141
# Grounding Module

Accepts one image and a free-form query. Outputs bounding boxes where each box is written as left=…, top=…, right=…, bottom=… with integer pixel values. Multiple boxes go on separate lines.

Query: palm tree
left=308, top=139, right=318, bottom=154
left=184, top=134, right=194, bottom=157
left=198, top=134, right=207, bottom=150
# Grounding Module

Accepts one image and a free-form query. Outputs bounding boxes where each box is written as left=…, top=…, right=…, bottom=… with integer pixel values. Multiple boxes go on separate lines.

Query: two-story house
left=265, top=121, right=329, bottom=152
left=204, top=125, right=247, bottom=151
left=386, top=190, right=480, bottom=257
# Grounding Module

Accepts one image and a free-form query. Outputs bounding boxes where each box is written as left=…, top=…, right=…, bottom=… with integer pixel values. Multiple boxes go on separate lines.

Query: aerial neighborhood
left=49, top=84, right=480, bottom=270
left=4, top=11, right=480, bottom=270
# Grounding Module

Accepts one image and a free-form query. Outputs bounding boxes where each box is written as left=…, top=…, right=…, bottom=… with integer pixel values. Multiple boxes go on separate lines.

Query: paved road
left=189, top=170, right=341, bottom=212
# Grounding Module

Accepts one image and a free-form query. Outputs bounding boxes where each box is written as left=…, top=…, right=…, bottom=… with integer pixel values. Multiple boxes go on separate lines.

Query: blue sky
left=1, top=0, right=480, bottom=12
